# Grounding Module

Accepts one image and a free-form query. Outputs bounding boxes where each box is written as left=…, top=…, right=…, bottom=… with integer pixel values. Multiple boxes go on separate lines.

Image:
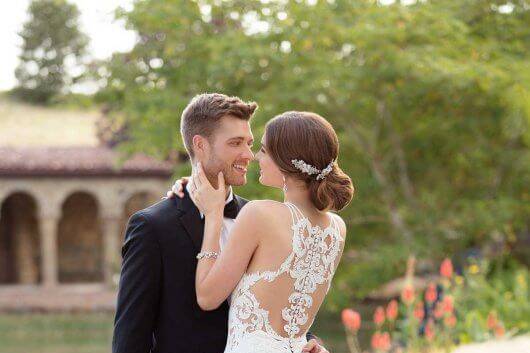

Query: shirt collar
left=186, top=183, right=234, bottom=219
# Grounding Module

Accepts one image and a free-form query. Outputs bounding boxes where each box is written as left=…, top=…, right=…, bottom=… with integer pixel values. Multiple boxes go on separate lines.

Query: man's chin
left=226, top=174, right=247, bottom=187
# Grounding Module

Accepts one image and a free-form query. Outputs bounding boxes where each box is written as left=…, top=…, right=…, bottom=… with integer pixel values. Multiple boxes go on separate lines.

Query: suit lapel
left=178, top=190, right=205, bottom=251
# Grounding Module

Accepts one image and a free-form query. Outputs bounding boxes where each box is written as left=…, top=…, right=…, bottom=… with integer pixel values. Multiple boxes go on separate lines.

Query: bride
left=186, top=111, right=353, bottom=353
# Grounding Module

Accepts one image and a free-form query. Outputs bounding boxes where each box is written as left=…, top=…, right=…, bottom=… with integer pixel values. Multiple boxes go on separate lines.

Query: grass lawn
left=0, top=311, right=363, bottom=353
left=0, top=313, right=113, bottom=353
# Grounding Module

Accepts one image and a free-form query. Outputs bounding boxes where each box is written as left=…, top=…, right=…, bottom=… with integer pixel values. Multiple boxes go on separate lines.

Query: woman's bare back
left=224, top=200, right=346, bottom=353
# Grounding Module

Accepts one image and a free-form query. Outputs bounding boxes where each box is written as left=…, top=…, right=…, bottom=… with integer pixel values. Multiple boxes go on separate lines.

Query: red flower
left=401, top=285, right=415, bottom=306
left=425, top=283, right=437, bottom=303
left=444, top=314, right=457, bottom=328
left=425, top=319, right=435, bottom=341
left=374, top=306, right=386, bottom=326
left=386, top=300, right=398, bottom=321
left=487, top=312, right=497, bottom=330
left=414, top=302, right=424, bottom=321
left=371, top=332, right=382, bottom=350
left=341, top=308, right=361, bottom=332
left=380, top=332, right=391, bottom=351
left=440, top=258, right=453, bottom=279
left=433, top=303, right=444, bottom=319
left=442, top=295, right=454, bottom=313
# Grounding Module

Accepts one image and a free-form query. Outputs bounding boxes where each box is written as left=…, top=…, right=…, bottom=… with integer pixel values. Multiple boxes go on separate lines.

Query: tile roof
left=0, top=146, right=174, bottom=178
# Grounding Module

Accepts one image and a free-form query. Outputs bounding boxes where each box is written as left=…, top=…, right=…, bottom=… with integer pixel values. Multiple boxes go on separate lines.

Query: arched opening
left=120, top=191, right=159, bottom=243
left=0, top=192, right=41, bottom=284
left=58, top=192, right=103, bottom=283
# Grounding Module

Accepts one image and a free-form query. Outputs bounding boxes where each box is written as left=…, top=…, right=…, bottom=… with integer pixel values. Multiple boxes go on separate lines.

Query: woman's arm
left=195, top=202, right=261, bottom=310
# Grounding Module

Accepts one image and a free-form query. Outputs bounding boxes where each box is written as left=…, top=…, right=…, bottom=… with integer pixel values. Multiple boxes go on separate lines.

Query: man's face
left=198, top=115, right=254, bottom=188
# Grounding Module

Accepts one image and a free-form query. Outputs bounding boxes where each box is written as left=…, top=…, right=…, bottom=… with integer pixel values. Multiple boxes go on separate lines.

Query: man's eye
left=230, top=141, right=241, bottom=146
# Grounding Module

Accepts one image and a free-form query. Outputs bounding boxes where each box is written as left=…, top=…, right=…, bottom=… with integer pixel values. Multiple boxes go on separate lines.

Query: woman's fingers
left=171, top=180, right=185, bottom=198
left=217, top=172, right=225, bottom=193
left=196, top=162, right=210, bottom=188
left=190, top=169, right=199, bottom=192
left=302, top=339, right=321, bottom=353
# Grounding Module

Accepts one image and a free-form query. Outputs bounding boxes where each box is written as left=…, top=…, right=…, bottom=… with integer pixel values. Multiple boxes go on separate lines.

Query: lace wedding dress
left=224, top=202, right=344, bottom=353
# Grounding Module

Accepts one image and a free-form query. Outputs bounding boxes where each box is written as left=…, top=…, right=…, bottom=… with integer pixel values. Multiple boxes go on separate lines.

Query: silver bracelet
left=196, top=251, right=219, bottom=260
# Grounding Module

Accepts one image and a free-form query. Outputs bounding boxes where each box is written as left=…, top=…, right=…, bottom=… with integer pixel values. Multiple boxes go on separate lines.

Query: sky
left=0, top=0, right=137, bottom=91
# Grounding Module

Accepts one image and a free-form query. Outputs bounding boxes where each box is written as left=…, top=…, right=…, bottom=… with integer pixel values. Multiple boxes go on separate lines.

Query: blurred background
left=0, top=1, right=528, bottom=353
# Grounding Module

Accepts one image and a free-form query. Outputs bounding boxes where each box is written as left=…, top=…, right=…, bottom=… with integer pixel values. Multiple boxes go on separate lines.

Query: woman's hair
left=265, top=111, right=354, bottom=211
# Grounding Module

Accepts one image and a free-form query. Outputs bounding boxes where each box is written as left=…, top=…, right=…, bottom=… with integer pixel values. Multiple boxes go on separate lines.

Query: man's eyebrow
left=227, top=137, right=245, bottom=141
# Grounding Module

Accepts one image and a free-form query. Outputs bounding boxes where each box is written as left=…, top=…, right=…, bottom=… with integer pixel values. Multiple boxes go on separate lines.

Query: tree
left=97, top=0, right=530, bottom=307
left=14, top=0, right=88, bottom=104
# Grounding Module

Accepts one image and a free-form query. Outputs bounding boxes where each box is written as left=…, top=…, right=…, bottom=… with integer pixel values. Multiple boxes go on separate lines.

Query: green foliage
left=97, top=0, right=530, bottom=307
left=453, top=260, right=530, bottom=342
left=14, top=0, right=88, bottom=104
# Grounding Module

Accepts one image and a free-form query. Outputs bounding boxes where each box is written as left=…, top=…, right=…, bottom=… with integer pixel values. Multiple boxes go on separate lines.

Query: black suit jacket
left=112, top=191, right=315, bottom=353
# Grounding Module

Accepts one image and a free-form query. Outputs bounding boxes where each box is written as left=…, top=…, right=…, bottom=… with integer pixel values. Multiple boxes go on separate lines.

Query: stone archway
left=0, top=192, right=41, bottom=284
left=58, top=191, right=103, bottom=283
left=119, top=191, right=159, bottom=246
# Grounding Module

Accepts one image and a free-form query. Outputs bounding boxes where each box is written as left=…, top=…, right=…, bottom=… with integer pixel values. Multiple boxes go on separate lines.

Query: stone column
left=101, top=215, right=122, bottom=287
left=40, top=216, right=59, bottom=287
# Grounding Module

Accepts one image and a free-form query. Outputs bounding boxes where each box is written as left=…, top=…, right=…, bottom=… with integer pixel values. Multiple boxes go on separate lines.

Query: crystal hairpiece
left=291, top=159, right=334, bottom=181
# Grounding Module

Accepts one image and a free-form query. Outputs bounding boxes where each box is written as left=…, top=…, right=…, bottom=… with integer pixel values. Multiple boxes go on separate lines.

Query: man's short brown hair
left=180, top=93, right=258, bottom=158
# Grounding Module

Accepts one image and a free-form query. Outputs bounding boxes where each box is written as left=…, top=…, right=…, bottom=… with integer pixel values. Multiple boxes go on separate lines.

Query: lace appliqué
left=281, top=218, right=341, bottom=337
left=224, top=203, right=343, bottom=353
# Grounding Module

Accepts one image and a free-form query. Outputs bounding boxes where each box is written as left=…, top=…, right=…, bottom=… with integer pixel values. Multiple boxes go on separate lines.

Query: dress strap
left=329, top=212, right=338, bottom=231
left=284, top=202, right=305, bottom=224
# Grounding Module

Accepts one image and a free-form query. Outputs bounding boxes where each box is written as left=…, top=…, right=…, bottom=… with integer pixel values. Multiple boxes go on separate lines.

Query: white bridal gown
left=223, top=202, right=344, bottom=353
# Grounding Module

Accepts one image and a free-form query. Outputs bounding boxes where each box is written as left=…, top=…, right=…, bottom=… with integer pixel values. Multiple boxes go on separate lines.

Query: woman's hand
left=165, top=177, right=189, bottom=199
left=189, top=162, right=226, bottom=217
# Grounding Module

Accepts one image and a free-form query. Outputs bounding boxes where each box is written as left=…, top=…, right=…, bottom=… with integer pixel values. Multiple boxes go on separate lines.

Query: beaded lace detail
left=224, top=202, right=343, bottom=353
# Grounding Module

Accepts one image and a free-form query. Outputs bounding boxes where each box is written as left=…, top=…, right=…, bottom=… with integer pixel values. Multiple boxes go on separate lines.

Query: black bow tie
left=223, top=198, right=239, bottom=219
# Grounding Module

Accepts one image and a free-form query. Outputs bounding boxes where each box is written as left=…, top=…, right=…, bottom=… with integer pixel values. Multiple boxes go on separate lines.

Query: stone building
left=0, top=103, right=173, bottom=291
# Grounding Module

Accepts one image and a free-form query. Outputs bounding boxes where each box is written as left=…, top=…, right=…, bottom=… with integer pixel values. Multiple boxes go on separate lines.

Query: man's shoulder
left=132, top=197, right=182, bottom=226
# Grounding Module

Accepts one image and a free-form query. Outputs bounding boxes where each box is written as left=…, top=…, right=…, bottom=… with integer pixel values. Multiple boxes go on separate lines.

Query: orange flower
left=425, top=319, right=435, bottom=341
left=494, top=324, right=505, bottom=338
left=487, top=312, right=497, bottom=330
left=380, top=332, right=391, bottom=351
left=425, top=283, right=437, bottom=303
left=444, top=314, right=457, bottom=328
left=386, top=300, right=398, bottom=321
left=401, top=285, right=415, bottom=306
left=374, top=306, right=386, bottom=326
left=442, top=295, right=454, bottom=313
left=440, top=258, right=453, bottom=279
left=341, top=308, right=361, bottom=332
left=414, top=302, right=424, bottom=321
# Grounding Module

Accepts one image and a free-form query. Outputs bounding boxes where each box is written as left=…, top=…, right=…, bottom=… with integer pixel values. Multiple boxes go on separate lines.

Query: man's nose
left=243, top=145, right=254, bottom=160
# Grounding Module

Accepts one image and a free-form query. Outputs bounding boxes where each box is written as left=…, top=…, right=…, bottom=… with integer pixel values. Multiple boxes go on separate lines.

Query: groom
left=112, top=93, right=327, bottom=353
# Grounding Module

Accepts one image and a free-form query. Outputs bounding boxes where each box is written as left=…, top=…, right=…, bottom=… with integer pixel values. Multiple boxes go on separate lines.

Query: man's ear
left=192, top=134, right=207, bottom=159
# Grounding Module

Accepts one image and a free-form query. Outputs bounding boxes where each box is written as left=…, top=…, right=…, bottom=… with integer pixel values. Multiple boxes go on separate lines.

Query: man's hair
left=180, top=93, right=258, bottom=158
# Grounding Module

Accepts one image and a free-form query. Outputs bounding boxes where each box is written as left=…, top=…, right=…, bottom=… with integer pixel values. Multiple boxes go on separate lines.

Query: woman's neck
left=283, top=184, right=321, bottom=215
